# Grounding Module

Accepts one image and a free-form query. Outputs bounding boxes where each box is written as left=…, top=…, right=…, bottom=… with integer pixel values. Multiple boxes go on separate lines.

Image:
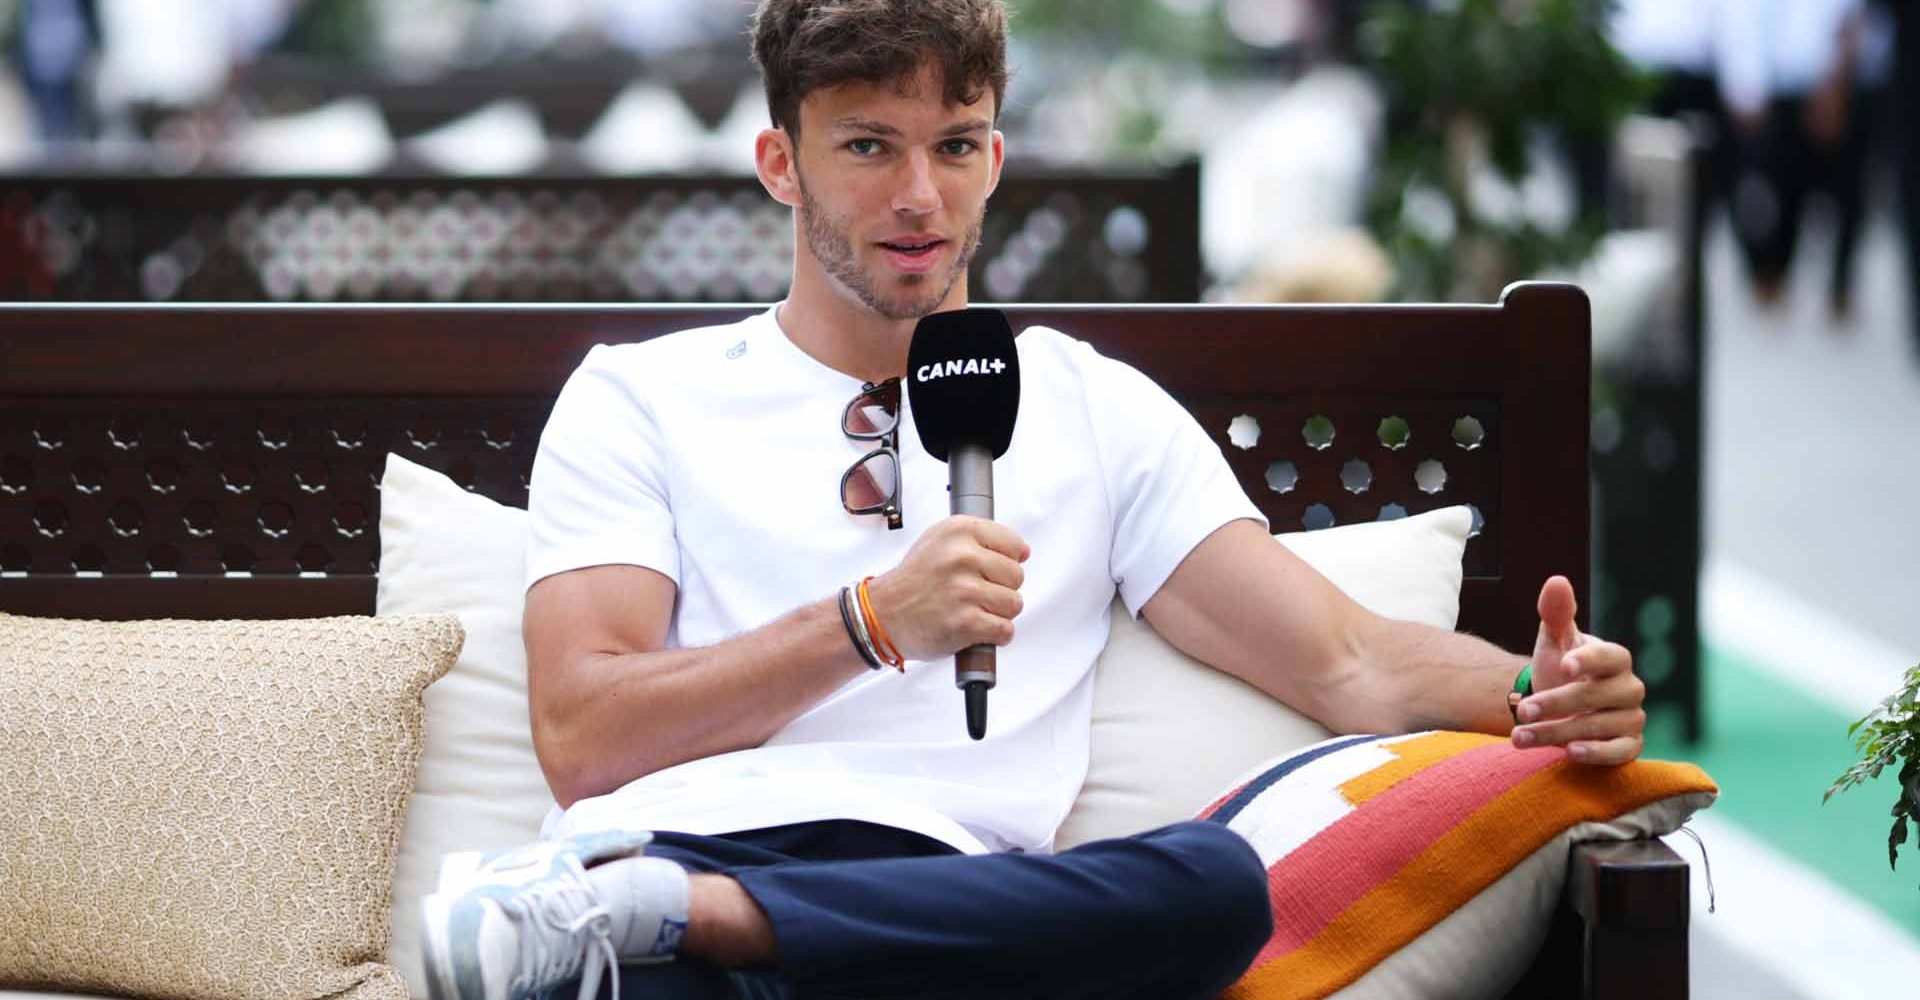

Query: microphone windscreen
left=905, top=308, right=1021, bottom=462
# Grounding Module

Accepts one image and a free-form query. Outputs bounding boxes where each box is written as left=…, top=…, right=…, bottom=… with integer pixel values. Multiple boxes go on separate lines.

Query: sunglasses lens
left=843, top=382, right=899, bottom=437
left=842, top=450, right=898, bottom=513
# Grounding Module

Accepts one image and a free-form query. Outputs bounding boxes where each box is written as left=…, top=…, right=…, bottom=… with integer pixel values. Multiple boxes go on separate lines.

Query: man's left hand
left=1510, top=575, right=1646, bottom=765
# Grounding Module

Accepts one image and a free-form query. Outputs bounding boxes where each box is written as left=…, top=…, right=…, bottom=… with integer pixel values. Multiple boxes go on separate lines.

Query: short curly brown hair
left=751, top=0, right=1011, bottom=138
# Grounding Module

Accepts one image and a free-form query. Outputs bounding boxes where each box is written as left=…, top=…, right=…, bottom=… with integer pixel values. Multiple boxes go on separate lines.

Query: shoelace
left=505, top=859, right=621, bottom=1000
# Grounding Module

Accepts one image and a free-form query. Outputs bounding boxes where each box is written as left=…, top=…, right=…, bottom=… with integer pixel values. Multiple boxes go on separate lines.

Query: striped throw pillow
left=1199, top=731, right=1717, bottom=1000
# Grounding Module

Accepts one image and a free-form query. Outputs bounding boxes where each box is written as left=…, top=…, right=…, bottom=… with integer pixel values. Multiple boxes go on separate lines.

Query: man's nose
left=891, top=151, right=941, bottom=215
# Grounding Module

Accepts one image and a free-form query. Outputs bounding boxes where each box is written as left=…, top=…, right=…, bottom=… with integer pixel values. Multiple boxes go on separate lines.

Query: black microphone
left=905, top=308, right=1021, bottom=741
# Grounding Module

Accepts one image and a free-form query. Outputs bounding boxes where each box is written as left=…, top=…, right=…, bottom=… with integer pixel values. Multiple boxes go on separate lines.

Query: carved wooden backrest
left=0, top=284, right=1590, bottom=651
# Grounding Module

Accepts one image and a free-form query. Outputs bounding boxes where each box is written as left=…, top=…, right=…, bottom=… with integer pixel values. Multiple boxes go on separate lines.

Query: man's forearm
left=539, top=595, right=871, bottom=807
left=1351, top=614, right=1525, bottom=737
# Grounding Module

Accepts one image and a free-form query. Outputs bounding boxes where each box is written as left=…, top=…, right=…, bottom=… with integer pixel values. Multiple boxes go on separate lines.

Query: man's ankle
left=683, top=874, right=778, bottom=968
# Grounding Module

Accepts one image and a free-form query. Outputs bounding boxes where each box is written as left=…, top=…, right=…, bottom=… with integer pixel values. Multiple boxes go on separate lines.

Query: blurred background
left=1, top=1, right=1915, bottom=994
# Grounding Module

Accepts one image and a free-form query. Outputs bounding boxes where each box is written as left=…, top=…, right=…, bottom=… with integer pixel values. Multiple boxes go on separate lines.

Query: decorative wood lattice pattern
left=1193, top=399, right=1500, bottom=578
left=0, top=402, right=544, bottom=578
left=0, top=168, right=1200, bottom=304
left=0, top=396, right=1499, bottom=581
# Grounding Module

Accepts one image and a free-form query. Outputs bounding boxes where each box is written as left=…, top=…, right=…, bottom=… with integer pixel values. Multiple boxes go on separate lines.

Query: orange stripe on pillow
left=1253, top=741, right=1560, bottom=959
left=1225, top=757, right=1716, bottom=1000
left=1338, top=731, right=1498, bottom=806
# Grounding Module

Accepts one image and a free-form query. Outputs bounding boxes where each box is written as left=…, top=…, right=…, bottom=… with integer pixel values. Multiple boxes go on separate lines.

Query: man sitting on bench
left=419, top=3, right=1649, bottom=999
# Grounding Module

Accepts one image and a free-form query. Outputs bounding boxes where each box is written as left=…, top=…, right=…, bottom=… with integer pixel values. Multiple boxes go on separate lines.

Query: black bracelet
left=838, top=587, right=882, bottom=670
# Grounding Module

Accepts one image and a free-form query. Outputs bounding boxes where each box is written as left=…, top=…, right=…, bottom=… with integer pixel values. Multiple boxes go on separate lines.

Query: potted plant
left=1827, top=663, right=1920, bottom=884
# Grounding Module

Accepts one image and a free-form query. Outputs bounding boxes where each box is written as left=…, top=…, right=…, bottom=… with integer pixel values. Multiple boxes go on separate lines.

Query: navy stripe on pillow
left=1201, top=733, right=1388, bottom=827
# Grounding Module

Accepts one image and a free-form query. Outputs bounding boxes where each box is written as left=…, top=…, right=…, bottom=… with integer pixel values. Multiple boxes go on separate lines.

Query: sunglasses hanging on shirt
left=840, top=378, right=903, bottom=530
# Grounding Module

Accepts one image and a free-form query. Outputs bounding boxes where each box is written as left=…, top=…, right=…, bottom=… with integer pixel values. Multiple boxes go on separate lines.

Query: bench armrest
left=1570, top=838, right=1690, bottom=999
left=1503, top=837, right=1690, bottom=1000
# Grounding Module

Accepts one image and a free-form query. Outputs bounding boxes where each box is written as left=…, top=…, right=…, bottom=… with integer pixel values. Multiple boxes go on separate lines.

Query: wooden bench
left=0, top=281, right=1687, bottom=999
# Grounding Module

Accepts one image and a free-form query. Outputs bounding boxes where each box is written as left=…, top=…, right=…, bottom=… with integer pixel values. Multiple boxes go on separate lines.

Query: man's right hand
left=526, top=516, right=1030, bottom=800
left=866, top=516, right=1030, bottom=661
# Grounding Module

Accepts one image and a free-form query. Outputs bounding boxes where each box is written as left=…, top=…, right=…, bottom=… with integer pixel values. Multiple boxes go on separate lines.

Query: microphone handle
left=950, top=442, right=995, bottom=740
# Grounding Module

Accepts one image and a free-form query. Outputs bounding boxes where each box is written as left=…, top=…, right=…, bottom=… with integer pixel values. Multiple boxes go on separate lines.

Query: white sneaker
left=420, top=829, right=656, bottom=1000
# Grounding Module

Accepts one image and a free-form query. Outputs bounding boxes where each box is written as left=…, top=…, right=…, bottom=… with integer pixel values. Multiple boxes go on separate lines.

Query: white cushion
left=376, top=455, right=552, bottom=999
left=1054, top=506, right=1472, bottom=849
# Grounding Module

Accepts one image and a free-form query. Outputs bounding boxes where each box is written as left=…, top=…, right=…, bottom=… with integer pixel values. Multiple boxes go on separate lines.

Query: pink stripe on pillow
left=1254, top=740, right=1564, bottom=960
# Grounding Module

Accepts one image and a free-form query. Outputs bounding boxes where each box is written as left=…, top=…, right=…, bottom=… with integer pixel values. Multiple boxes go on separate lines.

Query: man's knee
left=1131, top=821, right=1272, bottom=994
left=1152, top=820, right=1271, bottom=939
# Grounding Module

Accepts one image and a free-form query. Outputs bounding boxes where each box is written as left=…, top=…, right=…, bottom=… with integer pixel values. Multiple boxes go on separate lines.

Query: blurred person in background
left=1718, top=0, right=1874, bottom=319
left=8, top=0, right=100, bottom=141
left=1611, top=0, right=1721, bottom=123
left=1609, top=0, right=1733, bottom=232
left=1882, top=0, right=1920, bottom=358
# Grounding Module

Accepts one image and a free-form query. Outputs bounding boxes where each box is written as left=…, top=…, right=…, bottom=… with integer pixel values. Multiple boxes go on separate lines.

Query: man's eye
left=940, top=140, right=979, bottom=156
left=847, top=139, right=884, bottom=156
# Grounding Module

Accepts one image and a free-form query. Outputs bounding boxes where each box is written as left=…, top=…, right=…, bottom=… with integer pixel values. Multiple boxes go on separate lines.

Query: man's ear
left=755, top=127, right=802, bottom=209
left=985, top=129, right=1006, bottom=200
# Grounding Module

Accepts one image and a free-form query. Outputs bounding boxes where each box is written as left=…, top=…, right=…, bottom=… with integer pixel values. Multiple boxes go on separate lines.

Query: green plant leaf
left=1830, top=661, right=1920, bottom=887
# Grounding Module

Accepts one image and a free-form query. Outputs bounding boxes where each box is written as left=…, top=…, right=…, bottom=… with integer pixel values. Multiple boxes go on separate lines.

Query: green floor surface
left=1644, top=645, right=1920, bottom=938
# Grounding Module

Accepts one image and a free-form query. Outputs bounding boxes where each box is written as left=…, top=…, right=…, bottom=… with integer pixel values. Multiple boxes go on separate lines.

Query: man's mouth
left=877, top=238, right=946, bottom=257
left=875, top=236, right=950, bottom=275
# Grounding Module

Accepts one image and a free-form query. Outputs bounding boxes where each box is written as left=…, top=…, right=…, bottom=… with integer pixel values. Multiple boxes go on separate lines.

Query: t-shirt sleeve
left=1070, top=339, right=1267, bottom=618
left=524, top=345, right=680, bottom=592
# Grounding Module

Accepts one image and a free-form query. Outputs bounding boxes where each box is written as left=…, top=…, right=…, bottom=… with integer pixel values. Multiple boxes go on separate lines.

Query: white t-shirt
left=526, top=306, right=1263, bottom=855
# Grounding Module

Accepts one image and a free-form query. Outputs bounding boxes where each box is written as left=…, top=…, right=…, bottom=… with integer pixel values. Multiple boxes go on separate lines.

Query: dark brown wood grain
left=0, top=283, right=1588, bottom=654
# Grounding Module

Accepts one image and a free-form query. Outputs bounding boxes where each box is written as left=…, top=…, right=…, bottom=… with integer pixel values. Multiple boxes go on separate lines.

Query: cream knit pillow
left=0, top=612, right=462, bottom=1000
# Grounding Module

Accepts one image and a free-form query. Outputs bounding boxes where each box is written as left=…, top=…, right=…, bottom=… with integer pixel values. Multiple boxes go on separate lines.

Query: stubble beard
left=797, top=174, right=984, bottom=322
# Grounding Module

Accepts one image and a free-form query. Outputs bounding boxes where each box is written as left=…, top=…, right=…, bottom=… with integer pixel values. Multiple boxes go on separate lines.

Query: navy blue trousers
left=588, top=819, right=1270, bottom=1000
